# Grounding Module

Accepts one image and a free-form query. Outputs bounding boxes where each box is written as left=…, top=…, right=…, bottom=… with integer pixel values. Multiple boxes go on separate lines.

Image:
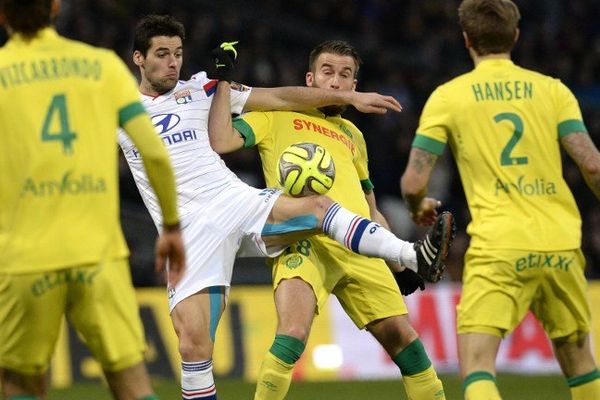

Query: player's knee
left=178, top=330, right=213, bottom=360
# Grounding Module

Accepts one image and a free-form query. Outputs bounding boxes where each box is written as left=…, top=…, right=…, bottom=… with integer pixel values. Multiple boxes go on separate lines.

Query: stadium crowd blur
left=3, top=0, right=598, bottom=283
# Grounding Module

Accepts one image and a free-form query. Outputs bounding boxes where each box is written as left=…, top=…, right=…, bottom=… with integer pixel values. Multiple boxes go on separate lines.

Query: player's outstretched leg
left=266, top=196, right=455, bottom=280
left=413, top=211, right=456, bottom=282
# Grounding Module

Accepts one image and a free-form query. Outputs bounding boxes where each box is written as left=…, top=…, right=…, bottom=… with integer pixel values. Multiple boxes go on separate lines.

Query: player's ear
left=51, top=0, right=61, bottom=19
left=133, top=50, right=144, bottom=67
left=462, top=31, right=471, bottom=49
left=352, top=79, right=357, bottom=91
left=305, top=71, right=314, bottom=87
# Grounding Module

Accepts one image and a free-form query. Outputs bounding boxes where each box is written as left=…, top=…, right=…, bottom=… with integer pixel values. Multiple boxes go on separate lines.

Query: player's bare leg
left=368, top=316, right=445, bottom=399
left=104, top=362, right=156, bottom=400
left=553, top=333, right=600, bottom=399
left=171, top=288, right=225, bottom=400
left=458, top=332, right=502, bottom=400
left=254, top=278, right=316, bottom=400
left=0, top=368, right=46, bottom=399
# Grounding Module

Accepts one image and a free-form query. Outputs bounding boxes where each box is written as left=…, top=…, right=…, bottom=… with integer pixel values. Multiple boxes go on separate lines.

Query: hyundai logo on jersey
left=152, top=113, right=181, bottom=134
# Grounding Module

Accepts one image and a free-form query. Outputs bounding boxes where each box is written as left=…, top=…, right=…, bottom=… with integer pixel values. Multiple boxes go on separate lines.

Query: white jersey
left=118, top=72, right=252, bottom=225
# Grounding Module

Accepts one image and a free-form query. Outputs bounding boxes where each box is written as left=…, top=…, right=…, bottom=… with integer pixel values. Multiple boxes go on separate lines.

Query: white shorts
left=168, top=183, right=283, bottom=312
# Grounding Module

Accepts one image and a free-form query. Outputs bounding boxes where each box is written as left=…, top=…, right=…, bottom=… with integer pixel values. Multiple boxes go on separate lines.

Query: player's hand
left=392, top=266, right=426, bottom=296
left=211, top=41, right=238, bottom=82
left=410, top=197, right=441, bottom=226
left=350, top=92, right=402, bottom=114
left=156, top=223, right=186, bottom=287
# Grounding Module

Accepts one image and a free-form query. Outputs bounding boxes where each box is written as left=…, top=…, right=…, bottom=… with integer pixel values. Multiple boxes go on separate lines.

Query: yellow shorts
left=457, top=247, right=590, bottom=340
left=273, top=235, right=407, bottom=329
left=0, top=258, right=146, bottom=375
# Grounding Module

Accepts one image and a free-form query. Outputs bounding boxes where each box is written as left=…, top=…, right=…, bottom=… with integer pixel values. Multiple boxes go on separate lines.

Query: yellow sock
left=569, top=369, right=600, bottom=400
left=402, top=365, right=445, bottom=400
left=254, top=351, right=295, bottom=400
left=393, top=339, right=445, bottom=399
left=464, top=371, right=501, bottom=400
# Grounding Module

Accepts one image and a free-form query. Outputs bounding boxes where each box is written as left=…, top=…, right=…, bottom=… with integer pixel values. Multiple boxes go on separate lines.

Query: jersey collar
left=475, top=59, right=515, bottom=70
left=6, top=27, right=59, bottom=48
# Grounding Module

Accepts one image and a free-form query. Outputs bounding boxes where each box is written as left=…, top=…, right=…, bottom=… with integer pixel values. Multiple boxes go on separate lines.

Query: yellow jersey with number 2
left=414, top=59, right=586, bottom=251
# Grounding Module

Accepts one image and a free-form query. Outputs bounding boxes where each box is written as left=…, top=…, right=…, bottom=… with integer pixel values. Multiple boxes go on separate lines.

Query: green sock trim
left=8, top=396, right=40, bottom=400
left=139, top=396, right=159, bottom=400
left=269, top=334, right=305, bottom=365
left=567, top=369, right=600, bottom=388
left=463, top=371, right=496, bottom=392
left=392, top=339, right=432, bottom=376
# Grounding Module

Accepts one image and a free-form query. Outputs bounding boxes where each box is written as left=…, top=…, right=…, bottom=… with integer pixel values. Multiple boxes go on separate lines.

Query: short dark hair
left=133, top=15, right=185, bottom=56
left=458, top=0, right=521, bottom=56
left=2, top=0, right=52, bottom=37
left=308, top=40, right=362, bottom=78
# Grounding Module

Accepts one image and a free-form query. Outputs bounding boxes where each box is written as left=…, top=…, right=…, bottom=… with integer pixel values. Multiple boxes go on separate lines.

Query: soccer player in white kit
left=120, top=15, right=450, bottom=400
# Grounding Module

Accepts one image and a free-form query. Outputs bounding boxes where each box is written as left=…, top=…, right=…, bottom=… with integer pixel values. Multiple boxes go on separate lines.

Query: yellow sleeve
left=232, top=111, right=272, bottom=147
left=413, top=86, right=451, bottom=155
left=123, top=115, right=179, bottom=226
left=104, top=51, right=148, bottom=127
left=554, top=80, right=588, bottom=138
left=349, top=124, right=374, bottom=191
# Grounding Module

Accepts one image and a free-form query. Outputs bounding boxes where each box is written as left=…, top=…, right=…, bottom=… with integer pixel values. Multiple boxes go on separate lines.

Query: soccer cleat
left=414, top=211, right=456, bottom=283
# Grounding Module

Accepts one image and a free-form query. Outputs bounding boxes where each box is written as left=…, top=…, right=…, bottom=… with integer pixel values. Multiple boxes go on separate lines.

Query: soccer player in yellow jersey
left=0, top=1, right=185, bottom=399
left=401, top=1, right=600, bottom=399
left=209, top=40, right=456, bottom=400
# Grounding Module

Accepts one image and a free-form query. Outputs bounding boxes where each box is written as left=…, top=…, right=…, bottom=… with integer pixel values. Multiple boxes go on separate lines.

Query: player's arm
left=400, top=148, right=442, bottom=226
left=122, top=113, right=185, bottom=285
left=244, top=87, right=402, bottom=115
left=561, top=132, right=600, bottom=200
left=208, top=81, right=245, bottom=154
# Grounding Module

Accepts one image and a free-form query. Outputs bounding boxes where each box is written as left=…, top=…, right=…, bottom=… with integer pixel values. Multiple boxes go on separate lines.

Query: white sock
left=182, top=360, right=217, bottom=399
left=322, top=202, right=417, bottom=271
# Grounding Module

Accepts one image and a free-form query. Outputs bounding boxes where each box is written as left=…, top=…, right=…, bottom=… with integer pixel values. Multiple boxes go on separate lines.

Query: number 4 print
left=41, top=94, right=77, bottom=155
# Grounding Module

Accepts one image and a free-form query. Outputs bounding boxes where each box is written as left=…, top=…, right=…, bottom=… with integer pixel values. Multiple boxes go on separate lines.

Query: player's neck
left=471, top=52, right=511, bottom=67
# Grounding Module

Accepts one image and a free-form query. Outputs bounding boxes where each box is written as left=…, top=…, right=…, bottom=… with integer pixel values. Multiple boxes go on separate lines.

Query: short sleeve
left=348, top=122, right=373, bottom=191
left=413, top=86, right=451, bottom=155
left=232, top=111, right=272, bottom=148
left=229, top=81, right=253, bottom=115
left=555, top=80, right=588, bottom=138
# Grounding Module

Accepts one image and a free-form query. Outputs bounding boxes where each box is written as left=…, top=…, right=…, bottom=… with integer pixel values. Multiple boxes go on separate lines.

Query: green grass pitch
left=47, top=374, right=569, bottom=399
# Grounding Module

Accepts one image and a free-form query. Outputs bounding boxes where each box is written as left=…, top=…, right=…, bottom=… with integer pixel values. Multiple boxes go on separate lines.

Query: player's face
left=306, top=52, right=357, bottom=91
left=134, top=36, right=183, bottom=95
left=306, top=52, right=358, bottom=115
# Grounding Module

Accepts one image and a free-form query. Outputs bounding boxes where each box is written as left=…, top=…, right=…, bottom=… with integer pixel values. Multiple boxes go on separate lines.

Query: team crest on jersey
left=285, top=254, right=303, bottom=269
left=175, top=89, right=193, bottom=104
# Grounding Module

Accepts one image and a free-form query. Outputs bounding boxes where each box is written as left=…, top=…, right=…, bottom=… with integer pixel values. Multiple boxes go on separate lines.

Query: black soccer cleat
left=414, top=211, right=456, bottom=283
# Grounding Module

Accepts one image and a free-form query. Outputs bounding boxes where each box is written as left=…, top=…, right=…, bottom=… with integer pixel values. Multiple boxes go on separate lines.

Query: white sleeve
left=229, top=81, right=252, bottom=114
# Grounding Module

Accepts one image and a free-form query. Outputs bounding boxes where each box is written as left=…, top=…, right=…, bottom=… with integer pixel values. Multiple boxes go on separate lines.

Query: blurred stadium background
left=2, top=0, right=599, bottom=398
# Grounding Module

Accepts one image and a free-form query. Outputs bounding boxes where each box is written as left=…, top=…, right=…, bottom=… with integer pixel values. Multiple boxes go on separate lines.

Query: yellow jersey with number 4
left=414, top=59, right=585, bottom=250
left=0, top=28, right=147, bottom=273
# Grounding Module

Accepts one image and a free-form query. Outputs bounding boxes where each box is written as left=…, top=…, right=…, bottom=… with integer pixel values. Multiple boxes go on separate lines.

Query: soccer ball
left=277, top=142, right=335, bottom=197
